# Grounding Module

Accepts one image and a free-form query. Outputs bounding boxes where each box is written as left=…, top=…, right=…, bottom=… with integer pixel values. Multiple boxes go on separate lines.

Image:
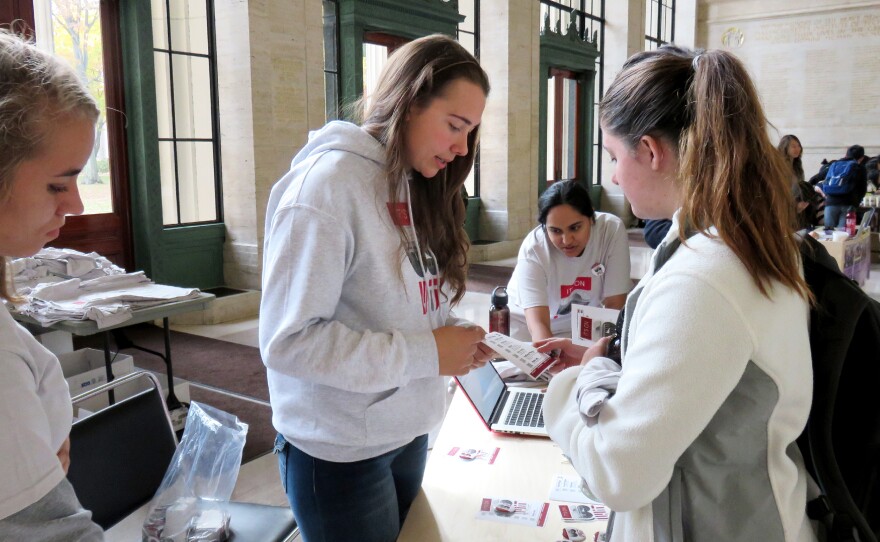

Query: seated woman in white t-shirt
left=507, top=180, right=631, bottom=341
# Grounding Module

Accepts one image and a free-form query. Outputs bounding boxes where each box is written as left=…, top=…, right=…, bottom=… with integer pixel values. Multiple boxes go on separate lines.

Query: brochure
left=482, top=332, right=560, bottom=381
left=571, top=305, right=620, bottom=347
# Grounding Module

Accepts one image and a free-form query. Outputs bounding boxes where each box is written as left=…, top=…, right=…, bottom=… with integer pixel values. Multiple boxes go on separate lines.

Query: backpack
left=823, top=160, right=859, bottom=196
left=798, top=235, right=880, bottom=542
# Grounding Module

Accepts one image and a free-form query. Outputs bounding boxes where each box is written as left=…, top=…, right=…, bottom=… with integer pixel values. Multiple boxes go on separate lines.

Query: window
left=546, top=68, right=581, bottom=182
left=33, top=0, right=110, bottom=215
left=539, top=0, right=605, bottom=187
left=645, top=0, right=675, bottom=51
left=362, top=32, right=410, bottom=106
left=323, top=0, right=340, bottom=121
left=151, top=0, right=222, bottom=226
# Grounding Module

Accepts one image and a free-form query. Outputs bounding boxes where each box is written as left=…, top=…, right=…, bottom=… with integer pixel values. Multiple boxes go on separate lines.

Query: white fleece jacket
left=545, top=216, right=817, bottom=541
left=261, top=121, right=467, bottom=462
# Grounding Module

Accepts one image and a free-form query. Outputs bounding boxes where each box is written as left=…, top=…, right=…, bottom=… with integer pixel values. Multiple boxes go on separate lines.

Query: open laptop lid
left=455, top=362, right=506, bottom=431
left=456, top=362, right=549, bottom=437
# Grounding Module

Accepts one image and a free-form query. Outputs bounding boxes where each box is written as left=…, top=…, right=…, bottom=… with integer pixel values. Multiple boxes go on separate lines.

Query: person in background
left=820, top=144, right=868, bottom=228
left=506, top=180, right=631, bottom=342
left=778, top=134, right=820, bottom=230
left=261, top=35, right=493, bottom=542
left=642, top=218, right=671, bottom=249
left=0, top=29, right=103, bottom=540
left=539, top=45, right=817, bottom=541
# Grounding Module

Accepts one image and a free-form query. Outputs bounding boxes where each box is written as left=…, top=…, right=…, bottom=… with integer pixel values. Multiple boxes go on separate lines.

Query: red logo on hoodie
left=386, top=202, right=411, bottom=226
left=419, top=278, right=441, bottom=314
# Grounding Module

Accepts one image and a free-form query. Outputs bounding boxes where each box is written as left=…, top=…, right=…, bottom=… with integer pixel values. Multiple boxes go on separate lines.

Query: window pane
left=325, top=71, right=339, bottom=121
left=459, top=33, right=475, bottom=55
left=172, top=54, right=213, bottom=139
left=546, top=77, right=555, bottom=181
left=664, top=6, right=674, bottom=41
left=322, top=1, right=338, bottom=71
left=464, top=168, right=475, bottom=199
left=152, top=0, right=168, bottom=49
left=459, top=0, right=475, bottom=33
left=154, top=52, right=173, bottom=139
left=363, top=42, right=389, bottom=105
left=34, top=0, right=112, bottom=216
left=159, top=141, right=178, bottom=225
left=175, top=142, right=217, bottom=223
left=561, top=78, right=577, bottom=180
left=168, top=0, right=209, bottom=55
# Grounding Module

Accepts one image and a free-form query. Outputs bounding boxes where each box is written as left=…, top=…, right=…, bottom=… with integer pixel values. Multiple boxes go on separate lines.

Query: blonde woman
left=0, top=30, right=103, bottom=540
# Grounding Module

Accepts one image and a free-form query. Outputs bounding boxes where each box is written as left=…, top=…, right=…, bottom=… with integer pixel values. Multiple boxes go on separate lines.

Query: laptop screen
left=456, top=363, right=506, bottom=424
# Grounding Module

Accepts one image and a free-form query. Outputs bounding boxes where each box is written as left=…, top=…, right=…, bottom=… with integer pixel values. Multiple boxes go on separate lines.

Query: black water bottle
left=489, top=286, right=510, bottom=336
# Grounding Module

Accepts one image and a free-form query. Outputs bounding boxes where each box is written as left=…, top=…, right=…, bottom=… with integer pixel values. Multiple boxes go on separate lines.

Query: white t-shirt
left=507, top=212, right=631, bottom=339
left=0, top=303, right=72, bottom=520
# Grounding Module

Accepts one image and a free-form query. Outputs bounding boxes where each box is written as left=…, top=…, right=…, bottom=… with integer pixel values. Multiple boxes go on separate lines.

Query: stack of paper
left=11, top=250, right=201, bottom=329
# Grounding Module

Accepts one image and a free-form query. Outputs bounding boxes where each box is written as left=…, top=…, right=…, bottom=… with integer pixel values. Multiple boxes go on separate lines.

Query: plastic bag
left=142, top=402, right=248, bottom=542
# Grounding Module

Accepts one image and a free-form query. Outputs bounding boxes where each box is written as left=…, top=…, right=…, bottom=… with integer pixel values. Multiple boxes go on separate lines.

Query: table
left=398, top=389, right=608, bottom=542
left=14, top=293, right=214, bottom=409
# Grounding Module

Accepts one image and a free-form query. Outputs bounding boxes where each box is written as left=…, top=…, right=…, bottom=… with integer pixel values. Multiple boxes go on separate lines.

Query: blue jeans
left=825, top=204, right=855, bottom=229
left=274, top=433, right=428, bottom=542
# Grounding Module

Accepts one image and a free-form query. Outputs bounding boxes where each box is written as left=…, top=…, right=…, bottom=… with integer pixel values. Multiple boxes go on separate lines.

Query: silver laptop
left=455, top=362, right=548, bottom=437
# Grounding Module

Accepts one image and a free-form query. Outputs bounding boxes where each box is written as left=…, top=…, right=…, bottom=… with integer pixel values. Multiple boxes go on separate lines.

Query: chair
left=67, top=371, right=297, bottom=541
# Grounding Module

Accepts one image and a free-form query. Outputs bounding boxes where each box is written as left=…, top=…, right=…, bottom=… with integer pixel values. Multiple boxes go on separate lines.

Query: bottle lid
left=491, top=286, right=508, bottom=307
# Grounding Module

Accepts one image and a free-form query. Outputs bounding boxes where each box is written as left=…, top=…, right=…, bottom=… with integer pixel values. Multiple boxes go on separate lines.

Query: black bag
left=798, top=235, right=880, bottom=542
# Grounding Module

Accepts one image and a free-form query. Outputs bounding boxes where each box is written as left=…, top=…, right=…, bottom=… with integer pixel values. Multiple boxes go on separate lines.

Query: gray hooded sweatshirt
left=261, top=121, right=462, bottom=462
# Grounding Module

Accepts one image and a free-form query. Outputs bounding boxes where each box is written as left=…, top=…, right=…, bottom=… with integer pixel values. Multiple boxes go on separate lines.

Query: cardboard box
left=34, top=330, right=74, bottom=356
left=59, top=348, right=134, bottom=396
left=817, top=229, right=872, bottom=286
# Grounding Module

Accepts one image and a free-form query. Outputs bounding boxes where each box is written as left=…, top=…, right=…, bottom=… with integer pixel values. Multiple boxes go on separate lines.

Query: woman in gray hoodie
left=261, top=35, right=492, bottom=542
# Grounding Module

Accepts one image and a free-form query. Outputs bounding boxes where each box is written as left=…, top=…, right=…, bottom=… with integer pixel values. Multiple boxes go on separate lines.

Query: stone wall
left=215, top=0, right=325, bottom=290
left=699, top=0, right=880, bottom=177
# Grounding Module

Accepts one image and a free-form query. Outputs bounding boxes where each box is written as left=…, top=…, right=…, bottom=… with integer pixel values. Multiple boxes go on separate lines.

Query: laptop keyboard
left=504, top=392, right=545, bottom=428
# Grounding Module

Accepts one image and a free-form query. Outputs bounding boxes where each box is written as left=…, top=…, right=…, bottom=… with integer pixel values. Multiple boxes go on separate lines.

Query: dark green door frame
left=118, top=0, right=225, bottom=289
left=538, top=15, right=600, bottom=199
left=337, top=0, right=464, bottom=114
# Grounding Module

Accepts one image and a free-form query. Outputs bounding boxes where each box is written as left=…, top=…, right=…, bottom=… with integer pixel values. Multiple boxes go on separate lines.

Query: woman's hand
left=534, top=338, right=587, bottom=372
left=433, top=325, right=487, bottom=376
left=57, top=437, right=71, bottom=474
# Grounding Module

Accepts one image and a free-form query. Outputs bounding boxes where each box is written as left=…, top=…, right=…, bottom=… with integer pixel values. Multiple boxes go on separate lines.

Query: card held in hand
left=482, top=332, right=560, bottom=381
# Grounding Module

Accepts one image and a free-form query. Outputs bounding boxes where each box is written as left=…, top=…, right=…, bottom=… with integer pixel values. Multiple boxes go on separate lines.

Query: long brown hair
left=0, top=29, right=99, bottom=302
left=358, top=34, right=490, bottom=305
left=777, top=134, right=804, bottom=184
left=600, top=45, right=809, bottom=300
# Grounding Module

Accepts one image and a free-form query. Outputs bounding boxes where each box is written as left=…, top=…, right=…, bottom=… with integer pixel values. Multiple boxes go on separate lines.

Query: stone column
left=215, top=0, right=325, bottom=290
left=476, top=0, right=541, bottom=258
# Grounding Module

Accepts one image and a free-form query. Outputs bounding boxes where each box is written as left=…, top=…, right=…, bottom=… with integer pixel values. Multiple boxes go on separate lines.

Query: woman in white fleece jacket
left=261, top=35, right=492, bottom=542
left=540, top=46, right=818, bottom=541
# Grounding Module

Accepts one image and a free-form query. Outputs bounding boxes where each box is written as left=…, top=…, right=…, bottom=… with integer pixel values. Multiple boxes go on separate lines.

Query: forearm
left=524, top=306, right=553, bottom=341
